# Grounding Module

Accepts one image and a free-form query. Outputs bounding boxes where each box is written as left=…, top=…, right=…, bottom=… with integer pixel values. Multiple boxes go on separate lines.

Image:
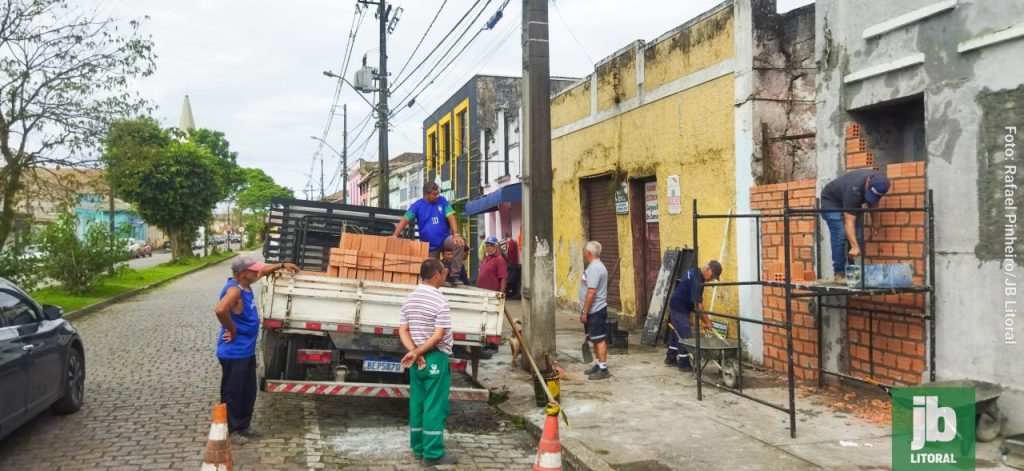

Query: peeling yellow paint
left=644, top=8, right=734, bottom=91
left=550, top=9, right=739, bottom=324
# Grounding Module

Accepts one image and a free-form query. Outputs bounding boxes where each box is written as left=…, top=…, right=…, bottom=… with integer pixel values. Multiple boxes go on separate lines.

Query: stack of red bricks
left=846, top=160, right=927, bottom=386
left=328, top=234, right=429, bottom=285
left=845, top=124, right=876, bottom=170
left=750, top=179, right=820, bottom=379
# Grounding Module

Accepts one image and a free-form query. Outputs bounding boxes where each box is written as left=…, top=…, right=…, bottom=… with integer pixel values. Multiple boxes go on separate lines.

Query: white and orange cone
left=201, top=403, right=233, bottom=471
left=533, top=406, right=563, bottom=471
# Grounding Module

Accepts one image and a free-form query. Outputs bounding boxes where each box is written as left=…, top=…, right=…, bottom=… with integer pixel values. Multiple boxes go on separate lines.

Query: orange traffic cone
left=201, top=403, right=233, bottom=471
left=533, top=407, right=562, bottom=471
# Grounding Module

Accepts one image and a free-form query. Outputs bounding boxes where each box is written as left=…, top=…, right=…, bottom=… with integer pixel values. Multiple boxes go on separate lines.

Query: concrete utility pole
left=358, top=0, right=392, bottom=209
left=320, top=158, right=325, bottom=200
left=521, top=0, right=556, bottom=366
left=342, top=103, right=349, bottom=204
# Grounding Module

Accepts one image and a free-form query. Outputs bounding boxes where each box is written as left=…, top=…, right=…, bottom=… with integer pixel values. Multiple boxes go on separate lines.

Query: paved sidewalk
left=480, top=301, right=1012, bottom=470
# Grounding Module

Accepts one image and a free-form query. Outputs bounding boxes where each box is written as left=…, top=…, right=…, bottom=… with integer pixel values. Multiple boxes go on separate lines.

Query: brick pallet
left=328, top=234, right=429, bottom=285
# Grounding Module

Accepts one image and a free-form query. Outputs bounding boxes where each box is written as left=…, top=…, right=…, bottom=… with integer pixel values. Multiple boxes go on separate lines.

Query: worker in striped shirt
left=399, top=258, right=457, bottom=467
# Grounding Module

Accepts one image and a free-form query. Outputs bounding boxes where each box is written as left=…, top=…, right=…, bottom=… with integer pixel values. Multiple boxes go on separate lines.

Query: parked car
left=0, top=278, right=84, bottom=441
left=228, top=234, right=241, bottom=244
left=136, top=241, right=152, bottom=258
left=18, top=245, right=45, bottom=261
left=211, top=235, right=227, bottom=245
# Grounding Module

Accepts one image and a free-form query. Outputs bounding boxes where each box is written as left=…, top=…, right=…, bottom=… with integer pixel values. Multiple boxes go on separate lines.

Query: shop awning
left=465, top=183, right=522, bottom=216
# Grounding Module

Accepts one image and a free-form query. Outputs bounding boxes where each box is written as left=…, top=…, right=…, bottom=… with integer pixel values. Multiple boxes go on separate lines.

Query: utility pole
left=320, top=158, right=325, bottom=200
left=521, top=0, right=555, bottom=365
left=342, top=103, right=349, bottom=204
left=358, top=0, right=392, bottom=209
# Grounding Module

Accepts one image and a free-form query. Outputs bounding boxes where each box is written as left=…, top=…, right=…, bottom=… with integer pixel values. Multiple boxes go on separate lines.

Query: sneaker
left=229, top=434, right=250, bottom=446
left=587, top=368, right=611, bottom=380
left=450, top=280, right=465, bottom=287
left=424, top=454, right=458, bottom=466
left=584, top=364, right=599, bottom=375
left=833, top=273, right=846, bottom=284
left=664, top=357, right=676, bottom=366
left=678, top=364, right=694, bottom=372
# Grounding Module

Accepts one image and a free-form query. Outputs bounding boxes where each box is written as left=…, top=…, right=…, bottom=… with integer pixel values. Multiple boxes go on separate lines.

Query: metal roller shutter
left=583, top=177, right=622, bottom=310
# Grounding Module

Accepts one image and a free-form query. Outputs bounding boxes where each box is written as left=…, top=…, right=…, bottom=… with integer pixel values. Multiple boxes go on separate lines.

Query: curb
left=468, top=373, right=615, bottom=471
left=496, top=401, right=615, bottom=471
left=63, top=253, right=238, bottom=322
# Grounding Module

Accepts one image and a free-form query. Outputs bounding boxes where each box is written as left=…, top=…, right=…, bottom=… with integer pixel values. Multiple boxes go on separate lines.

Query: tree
left=103, top=118, right=245, bottom=259
left=0, top=0, right=156, bottom=247
left=38, top=213, right=129, bottom=294
left=186, top=128, right=245, bottom=201
left=236, top=168, right=293, bottom=244
left=237, top=168, right=293, bottom=212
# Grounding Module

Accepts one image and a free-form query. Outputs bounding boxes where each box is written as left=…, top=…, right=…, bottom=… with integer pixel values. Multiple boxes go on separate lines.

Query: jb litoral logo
left=893, top=388, right=975, bottom=470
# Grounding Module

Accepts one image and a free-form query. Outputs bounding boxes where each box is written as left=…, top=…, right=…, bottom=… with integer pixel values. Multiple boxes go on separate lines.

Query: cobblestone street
left=0, top=256, right=536, bottom=470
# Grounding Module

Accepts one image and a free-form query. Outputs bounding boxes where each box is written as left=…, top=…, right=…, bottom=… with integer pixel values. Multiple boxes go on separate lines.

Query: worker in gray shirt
left=579, top=240, right=611, bottom=380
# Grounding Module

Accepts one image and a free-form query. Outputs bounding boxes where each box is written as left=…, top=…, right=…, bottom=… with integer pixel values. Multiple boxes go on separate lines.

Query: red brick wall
left=746, top=124, right=929, bottom=385
left=846, top=160, right=927, bottom=386
left=750, top=179, right=820, bottom=380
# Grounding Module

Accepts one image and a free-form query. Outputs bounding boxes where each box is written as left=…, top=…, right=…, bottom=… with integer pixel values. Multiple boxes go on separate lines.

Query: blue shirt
left=405, top=196, right=456, bottom=252
left=217, top=278, right=260, bottom=359
left=669, top=268, right=705, bottom=313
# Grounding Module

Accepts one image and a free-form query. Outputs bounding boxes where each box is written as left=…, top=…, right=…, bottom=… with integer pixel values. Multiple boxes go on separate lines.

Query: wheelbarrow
left=891, top=379, right=1006, bottom=445
left=678, top=335, right=742, bottom=389
left=927, top=379, right=1006, bottom=443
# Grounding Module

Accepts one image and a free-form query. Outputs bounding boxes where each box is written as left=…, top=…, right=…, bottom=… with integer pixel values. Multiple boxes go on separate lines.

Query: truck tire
left=284, top=336, right=308, bottom=381
left=262, top=331, right=287, bottom=381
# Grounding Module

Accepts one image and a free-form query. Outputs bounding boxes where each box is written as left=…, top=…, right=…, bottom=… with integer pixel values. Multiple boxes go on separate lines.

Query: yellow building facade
left=551, top=4, right=740, bottom=329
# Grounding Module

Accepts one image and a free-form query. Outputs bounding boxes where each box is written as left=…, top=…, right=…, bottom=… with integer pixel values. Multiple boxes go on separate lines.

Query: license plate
left=363, top=359, right=403, bottom=373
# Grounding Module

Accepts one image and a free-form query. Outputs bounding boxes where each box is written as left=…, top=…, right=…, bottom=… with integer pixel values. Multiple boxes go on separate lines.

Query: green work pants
left=409, top=350, right=451, bottom=460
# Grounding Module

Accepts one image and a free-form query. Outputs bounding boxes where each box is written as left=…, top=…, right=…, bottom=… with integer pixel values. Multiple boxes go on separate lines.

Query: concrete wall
left=816, top=0, right=1024, bottom=433
left=735, top=0, right=817, bottom=362
left=550, top=2, right=739, bottom=324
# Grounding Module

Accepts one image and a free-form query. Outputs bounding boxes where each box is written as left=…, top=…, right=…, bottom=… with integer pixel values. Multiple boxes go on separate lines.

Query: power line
left=307, top=5, right=367, bottom=191
left=400, top=4, right=518, bottom=115
left=390, top=0, right=487, bottom=93
left=390, top=0, right=502, bottom=119
left=552, top=0, right=594, bottom=66
left=392, top=0, right=449, bottom=83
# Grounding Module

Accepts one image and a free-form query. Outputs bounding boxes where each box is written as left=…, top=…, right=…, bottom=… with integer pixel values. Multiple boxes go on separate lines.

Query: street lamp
left=311, top=136, right=348, bottom=204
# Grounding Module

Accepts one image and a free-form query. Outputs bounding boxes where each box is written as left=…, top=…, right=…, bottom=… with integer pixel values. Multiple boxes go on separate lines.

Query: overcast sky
left=108, top=0, right=812, bottom=197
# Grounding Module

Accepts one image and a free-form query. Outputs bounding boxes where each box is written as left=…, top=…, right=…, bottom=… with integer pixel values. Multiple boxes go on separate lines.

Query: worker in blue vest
left=665, top=261, right=722, bottom=370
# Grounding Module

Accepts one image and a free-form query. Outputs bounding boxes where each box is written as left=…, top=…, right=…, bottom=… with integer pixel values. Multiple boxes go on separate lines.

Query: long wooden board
left=641, top=249, right=681, bottom=346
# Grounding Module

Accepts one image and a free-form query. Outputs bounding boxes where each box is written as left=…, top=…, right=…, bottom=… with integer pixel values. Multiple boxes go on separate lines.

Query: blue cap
left=864, top=174, right=891, bottom=204
left=485, top=236, right=499, bottom=245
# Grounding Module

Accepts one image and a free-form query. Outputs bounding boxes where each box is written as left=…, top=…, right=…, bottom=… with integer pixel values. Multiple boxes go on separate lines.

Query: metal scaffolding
left=690, top=190, right=936, bottom=438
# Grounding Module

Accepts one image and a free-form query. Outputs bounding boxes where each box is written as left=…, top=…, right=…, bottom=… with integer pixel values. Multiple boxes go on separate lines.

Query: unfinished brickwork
left=750, top=179, right=819, bottom=379
left=846, top=160, right=928, bottom=386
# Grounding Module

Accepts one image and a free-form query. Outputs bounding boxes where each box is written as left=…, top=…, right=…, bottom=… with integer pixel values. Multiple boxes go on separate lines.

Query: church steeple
left=179, top=94, right=195, bottom=132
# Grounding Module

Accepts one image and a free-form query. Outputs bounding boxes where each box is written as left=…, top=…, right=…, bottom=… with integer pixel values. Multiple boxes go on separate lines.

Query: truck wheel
left=284, top=337, right=308, bottom=381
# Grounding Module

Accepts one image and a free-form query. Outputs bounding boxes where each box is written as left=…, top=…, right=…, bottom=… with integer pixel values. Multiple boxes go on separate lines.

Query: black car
left=0, top=278, right=84, bottom=441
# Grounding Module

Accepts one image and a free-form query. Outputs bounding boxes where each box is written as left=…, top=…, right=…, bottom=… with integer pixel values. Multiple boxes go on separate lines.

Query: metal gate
left=583, top=177, right=621, bottom=310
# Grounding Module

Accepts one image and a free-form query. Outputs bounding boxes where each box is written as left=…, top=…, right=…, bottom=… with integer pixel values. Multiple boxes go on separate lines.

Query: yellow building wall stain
left=596, top=51, right=638, bottom=113
left=552, top=75, right=738, bottom=325
left=550, top=81, right=591, bottom=129
left=643, top=8, right=734, bottom=91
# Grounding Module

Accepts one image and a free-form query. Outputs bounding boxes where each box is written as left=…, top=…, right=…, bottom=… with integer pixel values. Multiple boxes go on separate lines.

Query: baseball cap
left=864, top=174, right=891, bottom=205
left=706, top=260, right=723, bottom=280
left=231, top=255, right=266, bottom=273
left=485, top=236, right=499, bottom=244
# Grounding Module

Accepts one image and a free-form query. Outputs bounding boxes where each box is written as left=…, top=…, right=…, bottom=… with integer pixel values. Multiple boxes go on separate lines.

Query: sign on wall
left=645, top=181, right=659, bottom=222
left=615, top=182, right=629, bottom=214
left=667, top=175, right=681, bottom=214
